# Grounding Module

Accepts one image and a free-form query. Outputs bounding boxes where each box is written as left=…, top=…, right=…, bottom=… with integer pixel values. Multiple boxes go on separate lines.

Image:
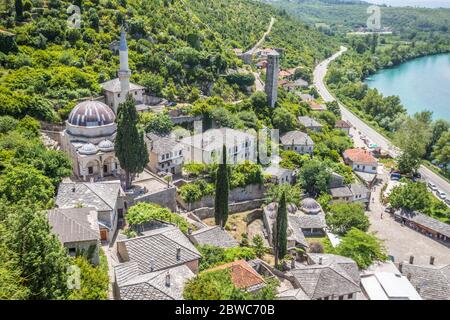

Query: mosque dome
left=98, top=139, right=114, bottom=152
left=68, top=100, right=115, bottom=127
left=301, top=198, right=322, bottom=214
left=78, top=143, right=98, bottom=155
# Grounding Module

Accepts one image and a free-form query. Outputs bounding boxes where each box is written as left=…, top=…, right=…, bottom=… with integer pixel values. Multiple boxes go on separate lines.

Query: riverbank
left=364, top=53, right=450, bottom=121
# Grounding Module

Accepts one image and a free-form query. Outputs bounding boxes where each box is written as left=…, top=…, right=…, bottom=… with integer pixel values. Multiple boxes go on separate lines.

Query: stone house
left=47, top=207, right=100, bottom=265
left=180, top=128, right=256, bottom=165
left=298, top=116, right=323, bottom=132
left=114, top=225, right=201, bottom=300
left=56, top=180, right=126, bottom=242
left=343, top=148, right=378, bottom=174
left=280, top=131, right=314, bottom=155
left=145, top=133, right=184, bottom=175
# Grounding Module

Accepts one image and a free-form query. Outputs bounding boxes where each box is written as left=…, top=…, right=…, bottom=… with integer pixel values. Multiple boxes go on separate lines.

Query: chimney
left=409, top=255, right=414, bottom=264
left=430, top=256, right=435, bottom=265
left=165, top=272, right=170, bottom=287
left=291, top=259, right=296, bottom=269
left=188, top=228, right=192, bottom=235
left=176, top=246, right=181, bottom=261
left=150, top=259, right=154, bottom=272
left=398, top=262, right=403, bottom=273
left=407, top=273, right=412, bottom=281
left=319, top=257, right=323, bottom=265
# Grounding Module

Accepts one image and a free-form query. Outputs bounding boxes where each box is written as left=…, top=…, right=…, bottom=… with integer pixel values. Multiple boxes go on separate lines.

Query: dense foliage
left=197, top=244, right=257, bottom=272
left=334, top=227, right=388, bottom=269
left=326, top=202, right=369, bottom=235
left=126, top=202, right=191, bottom=234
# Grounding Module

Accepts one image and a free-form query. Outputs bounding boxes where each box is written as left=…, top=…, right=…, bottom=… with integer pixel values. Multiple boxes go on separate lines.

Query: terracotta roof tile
left=208, top=260, right=265, bottom=289
left=343, top=148, right=377, bottom=164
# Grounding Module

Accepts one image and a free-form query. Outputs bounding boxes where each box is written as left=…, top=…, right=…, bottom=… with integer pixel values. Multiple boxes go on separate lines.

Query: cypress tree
left=214, top=145, right=229, bottom=228
left=115, top=94, right=149, bottom=189
left=273, top=191, right=288, bottom=268
left=15, top=0, right=23, bottom=21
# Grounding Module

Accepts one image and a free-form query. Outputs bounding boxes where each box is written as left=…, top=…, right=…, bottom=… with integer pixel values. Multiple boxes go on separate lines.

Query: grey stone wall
left=131, top=186, right=177, bottom=212
left=178, top=183, right=265, bottom=211
left=190, top=199, right=265, bottom=220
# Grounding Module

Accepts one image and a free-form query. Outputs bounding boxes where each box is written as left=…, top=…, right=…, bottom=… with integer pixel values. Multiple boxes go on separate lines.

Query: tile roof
left=308, top=253, right=361, bottom=285
left=280, top=130, right=314, bottom=146
left=291, top=214, right=326, bottom=229
left=116, top=264, right=195, bottom=300
left=190, top=226, right=239, bottom=248
left=56, top=181, right=122, bottom=212
left=349, top=183, right=369, bottom=196
left=277, top=288, right=311, bottom=300
left=290, top=264, right=360, bottom=299
left=329, top=186, right=353, bottom=198
left=394, top=210, right=450, bottom=238
left=343, top=148, right=377, bottom=164
left=208, top=260, right=266, bottom=290
left=145, top=133, right=182, bottom=156
left=263, top=166, right=293, bottom=177
left=100, top=78, right=145, bottom=93
left=180, top=128, right=255, bottom=152
left=47, top=207, right=99, bottom=243
left=118, top=226, right=201, bottom=273
left=298, top=116, right=323, bottom=128
left=335, top=120, right=351, bottom=128
left=401, top=263, right=450, bottom=300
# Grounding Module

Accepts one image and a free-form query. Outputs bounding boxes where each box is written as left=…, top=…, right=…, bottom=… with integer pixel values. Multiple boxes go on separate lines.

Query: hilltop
left=0, top=0, right=338, bottom=123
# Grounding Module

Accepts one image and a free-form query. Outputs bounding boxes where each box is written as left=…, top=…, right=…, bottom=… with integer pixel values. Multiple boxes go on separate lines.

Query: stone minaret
left=265, top=50, right=280, bottom=108
left=117, top=26, right=131, bottom=111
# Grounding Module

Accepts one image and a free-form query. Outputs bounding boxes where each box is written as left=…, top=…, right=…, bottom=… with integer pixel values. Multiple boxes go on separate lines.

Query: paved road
left=313, top=46, right=450, bottom=198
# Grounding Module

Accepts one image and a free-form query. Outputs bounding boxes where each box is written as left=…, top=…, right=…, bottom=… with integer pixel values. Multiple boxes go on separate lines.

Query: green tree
left=298, top=159, right=331, bottom=196
left=214, top=145, right=229, bottom=227
left=144, top=113, right=174, bottom=136
left=335, top=228, right=387, bottom=269
left=0, top=164, right=55, bottom=207
left=388, top=182, right=431, bottom=212
left=325, top=100, right=341, bottom=117
left=265, top=182, right=302, bottom=206
left=273, top=191, right=288, bottom=268
left=394, top=116, right=431, bottom=174
left=252, top=235, right=265, bottom=258
left=126, top=202, right=191, bottom=234
left=115, top=95, right=149, bottom=189
left=15, top=0, right=23, bottom=21
left=68, top=255, right=109, bottom=300
left=431, top=131, right=450, bottom=171
left=5, top=204, right=70, bottom=299
left=0, top=223, right=29, bottom=300
left=272, top=107, right=297, bottom=133
left=183, top=269, right=248, bottom=300
left=327, top=202, right=369, bottom=236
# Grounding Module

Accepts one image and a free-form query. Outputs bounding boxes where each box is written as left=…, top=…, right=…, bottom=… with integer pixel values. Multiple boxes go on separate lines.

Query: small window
left=339, top=296, right=344, bottom=300
left=372, top=166, right=376, bottom=170
left=118, top=93, right=121, bottom=98
left=179, top=150, right=182, bottom=155
left=348, top=293, right=353, bottom=299
left=88, top=166, right=93, bottom=174
left=68, top=248, right=76, bottom=256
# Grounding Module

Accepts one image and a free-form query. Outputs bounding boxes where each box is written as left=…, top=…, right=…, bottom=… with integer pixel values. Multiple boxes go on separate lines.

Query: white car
left=436, top=190, right=447, bottom=200
left=428, top=183, right=437, bottom=191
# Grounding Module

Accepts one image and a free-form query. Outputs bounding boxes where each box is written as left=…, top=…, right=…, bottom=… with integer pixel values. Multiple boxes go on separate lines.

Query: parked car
left=428, top=182, right=437, bottom=191
left=390, top=173, right=401, bottom=181
left=436, top=190, right=447, bottom=200
left=445, top=198, right=450, bottom=205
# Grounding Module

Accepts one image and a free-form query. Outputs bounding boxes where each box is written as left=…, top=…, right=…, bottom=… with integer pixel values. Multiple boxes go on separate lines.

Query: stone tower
left=265, top=50, right=280, bottom=108
left=118, top=26, right=131, bottom=108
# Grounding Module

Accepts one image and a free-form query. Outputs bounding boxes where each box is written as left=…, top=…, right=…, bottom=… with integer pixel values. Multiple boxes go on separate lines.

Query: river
left=364, top=53, right=450, bottom=121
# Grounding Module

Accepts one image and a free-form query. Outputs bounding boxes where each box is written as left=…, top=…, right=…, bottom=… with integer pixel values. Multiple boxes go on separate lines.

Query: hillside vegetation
left=0, top=0, right=338, bottom=123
